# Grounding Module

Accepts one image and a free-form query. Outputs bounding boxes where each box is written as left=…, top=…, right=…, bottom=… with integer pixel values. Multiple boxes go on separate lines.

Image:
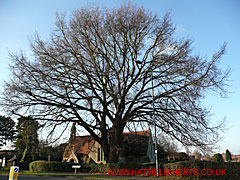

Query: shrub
left=29, top=161, right=74, bottom=172
left=80, top=163, right=106, bottom=173
left=212, top=153, right=224, bottom=162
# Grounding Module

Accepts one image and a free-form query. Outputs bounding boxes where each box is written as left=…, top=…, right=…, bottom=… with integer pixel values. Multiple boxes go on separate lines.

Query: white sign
left=9, top=166, right=19, bottom=180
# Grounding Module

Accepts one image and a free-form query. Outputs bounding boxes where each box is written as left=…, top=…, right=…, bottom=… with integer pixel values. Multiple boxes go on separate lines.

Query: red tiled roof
left=65, top=135, right=94, bottom=156
left=123, top=130, right=150, bottom=136
left=232, top=155, right=240, bottom=159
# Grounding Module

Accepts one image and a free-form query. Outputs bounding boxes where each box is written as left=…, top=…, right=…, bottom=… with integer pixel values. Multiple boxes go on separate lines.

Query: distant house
left=201, top=156, right=211, bottom=161
left=231, top=155, right=240, bottom=162
left=62, top=130, right=155, bottom=164
left=222, top=153, right=240, bottom=162
left=166, top=152, right=190, bottom=161
left=0, top=150, right=17, bottom=167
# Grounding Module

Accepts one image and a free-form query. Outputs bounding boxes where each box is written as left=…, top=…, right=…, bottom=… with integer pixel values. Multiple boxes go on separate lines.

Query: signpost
left=9, top=166, right=19, bottom=180
left=72, top=165, right=81, bottom=174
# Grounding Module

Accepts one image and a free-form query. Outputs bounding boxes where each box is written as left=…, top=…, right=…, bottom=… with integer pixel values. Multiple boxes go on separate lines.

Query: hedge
left=29, top=160, right=240, bottom=179
left=29, top=161, right=74, bottom=172
left=162, top=160, right=240, bottom=180
left=29, top=161, right=153, bottom=173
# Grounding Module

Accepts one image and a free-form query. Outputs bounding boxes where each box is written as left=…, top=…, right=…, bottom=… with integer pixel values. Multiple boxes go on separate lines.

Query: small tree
left=212, top=153, right=223, bottom=162
left=157, top=133, right=178, bottom=156
left=225, top=149, right=232, bottom=162
left=0, top=116, right=15, bottom=148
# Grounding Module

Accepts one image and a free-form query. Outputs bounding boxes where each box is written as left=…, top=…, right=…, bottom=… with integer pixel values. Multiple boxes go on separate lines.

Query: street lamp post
left=136, top=60, right=158, bottom=170
left=151, top=67, right=158, bottom=171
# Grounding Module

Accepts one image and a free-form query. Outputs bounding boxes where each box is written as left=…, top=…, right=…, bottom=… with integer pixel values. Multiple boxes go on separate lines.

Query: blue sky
left=0, top=0, right=239, bottom=154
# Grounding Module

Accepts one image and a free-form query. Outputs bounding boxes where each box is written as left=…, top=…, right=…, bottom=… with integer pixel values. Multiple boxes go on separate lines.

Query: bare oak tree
left=1, top=3, right=229, bottom=162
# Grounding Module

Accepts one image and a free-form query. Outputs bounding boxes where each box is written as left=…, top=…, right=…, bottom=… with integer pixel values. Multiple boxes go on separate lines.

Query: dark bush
left=38, top=143, right=67, bottom=162
left=16, top=162, right=30, bottom=170
left=79, top=163, right=106, bottom=173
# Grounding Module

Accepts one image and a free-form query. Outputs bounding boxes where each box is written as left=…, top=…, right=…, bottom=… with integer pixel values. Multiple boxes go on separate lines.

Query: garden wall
left=162, top=160, right=240, bottom=180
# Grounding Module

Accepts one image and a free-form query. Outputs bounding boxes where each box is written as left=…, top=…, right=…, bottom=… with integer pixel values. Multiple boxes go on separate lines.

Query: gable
left=64, top=136, right=94, bottom=157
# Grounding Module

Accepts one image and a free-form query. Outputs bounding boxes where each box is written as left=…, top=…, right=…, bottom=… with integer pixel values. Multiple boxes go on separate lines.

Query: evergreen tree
left=0, top=116, right=15, bottom=148
left=225, top=149, right=232, bottom=162
left=69, top=122, right=76, bottom=143
left=15, top=116, right=39, bottom=162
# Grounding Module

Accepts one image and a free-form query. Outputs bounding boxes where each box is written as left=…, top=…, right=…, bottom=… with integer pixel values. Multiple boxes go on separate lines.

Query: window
left=97, top=148, right=101, bottom=161
left=97, top=147, right=104, bottom=162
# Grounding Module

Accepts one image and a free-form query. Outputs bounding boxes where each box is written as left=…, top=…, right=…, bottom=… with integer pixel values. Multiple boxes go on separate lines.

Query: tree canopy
left=0, top=115, right=15, bottom=148
left=1, top=3, right=229, bottom=162
left=212, top=153, right=224, bottom=162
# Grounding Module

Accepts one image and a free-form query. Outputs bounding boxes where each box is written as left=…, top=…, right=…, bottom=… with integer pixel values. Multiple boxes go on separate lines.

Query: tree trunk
left=108, top=121, right=125, bottom=163
left=20, top=146, right=28, bottom=162
left=109, top=144, right=119, bottom=163
left=101, top=130, right=110, bottom=163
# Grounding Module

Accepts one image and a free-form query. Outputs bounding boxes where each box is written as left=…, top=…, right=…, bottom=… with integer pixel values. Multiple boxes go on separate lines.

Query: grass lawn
left=0, top=170, right=135, bottom=179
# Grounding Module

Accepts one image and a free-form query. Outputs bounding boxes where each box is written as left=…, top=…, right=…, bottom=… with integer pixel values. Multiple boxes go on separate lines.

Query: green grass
left=0, top=171, right=134, bottom=180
